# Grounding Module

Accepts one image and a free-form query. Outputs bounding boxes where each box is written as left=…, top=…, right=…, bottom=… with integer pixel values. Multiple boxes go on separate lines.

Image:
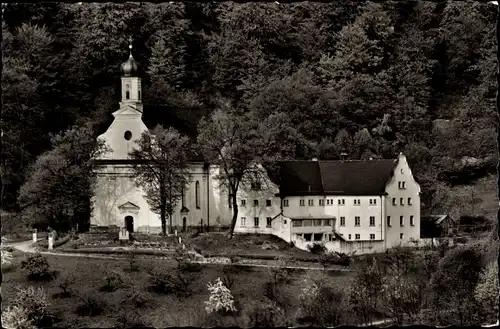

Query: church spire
left=121, top=36, right=139, bottom=77
left=119, top=37, right=142, bottom=111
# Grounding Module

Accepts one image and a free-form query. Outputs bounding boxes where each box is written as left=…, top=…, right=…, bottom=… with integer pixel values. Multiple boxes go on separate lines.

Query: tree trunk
left=160, top=181, right=167, bottom=236
left=227, top=191, right=238, bottom=239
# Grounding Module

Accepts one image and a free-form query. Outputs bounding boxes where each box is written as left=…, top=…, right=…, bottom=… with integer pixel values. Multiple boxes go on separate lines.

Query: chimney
left=340, top=152, right=348, bottom=161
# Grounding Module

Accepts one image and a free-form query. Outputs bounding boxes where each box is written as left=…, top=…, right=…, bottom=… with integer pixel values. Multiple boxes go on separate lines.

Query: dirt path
left=3, top=240, right=353, bottom=272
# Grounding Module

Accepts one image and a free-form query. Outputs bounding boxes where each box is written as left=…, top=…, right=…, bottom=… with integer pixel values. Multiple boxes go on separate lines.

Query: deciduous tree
left=129, top=126, right=190, bottom=235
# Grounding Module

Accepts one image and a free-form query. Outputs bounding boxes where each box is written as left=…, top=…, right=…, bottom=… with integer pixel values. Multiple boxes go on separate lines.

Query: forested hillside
left=1, top=1, right=497, bottom=221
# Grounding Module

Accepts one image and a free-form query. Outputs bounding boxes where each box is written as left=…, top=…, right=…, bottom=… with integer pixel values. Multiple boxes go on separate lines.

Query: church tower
left=120, top=37, right=143, bottom=113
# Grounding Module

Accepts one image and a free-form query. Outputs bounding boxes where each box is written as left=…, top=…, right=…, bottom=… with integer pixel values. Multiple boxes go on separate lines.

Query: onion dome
left=120, top=37, right=140, bottom=77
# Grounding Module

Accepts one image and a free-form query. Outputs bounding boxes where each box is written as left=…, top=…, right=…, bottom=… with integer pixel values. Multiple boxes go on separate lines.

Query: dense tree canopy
left=1, top=1, right=497, bottom=220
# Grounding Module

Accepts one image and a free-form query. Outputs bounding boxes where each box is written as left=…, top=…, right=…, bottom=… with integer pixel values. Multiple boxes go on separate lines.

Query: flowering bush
left=10, top=286, right=54, bottom=327
left=1, top=248, right=13, bottom=265
left=1, top=306, right=35, bottom=329
left=298, top=278, right=319, bottom=303
left=205, top=277, right=237, bottom=315
left=474, top=262, right=499, bottom=324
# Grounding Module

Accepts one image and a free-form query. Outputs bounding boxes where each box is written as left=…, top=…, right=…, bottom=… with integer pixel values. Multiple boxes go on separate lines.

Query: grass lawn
left=185, top=232, right=322, bottom=260
left=2, top=250, right=355, bottom=327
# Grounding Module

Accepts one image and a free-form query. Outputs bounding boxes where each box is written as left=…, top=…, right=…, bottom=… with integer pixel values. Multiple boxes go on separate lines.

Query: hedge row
left=57, top=248, right=177, bottom=257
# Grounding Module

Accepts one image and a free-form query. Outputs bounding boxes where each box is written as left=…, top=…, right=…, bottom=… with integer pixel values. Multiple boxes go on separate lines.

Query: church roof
left=279, top=159, right=397, bottom=196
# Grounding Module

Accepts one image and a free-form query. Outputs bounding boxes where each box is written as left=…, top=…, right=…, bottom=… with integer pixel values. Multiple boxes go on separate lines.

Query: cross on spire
left=128, top=36, right=133, bottom=57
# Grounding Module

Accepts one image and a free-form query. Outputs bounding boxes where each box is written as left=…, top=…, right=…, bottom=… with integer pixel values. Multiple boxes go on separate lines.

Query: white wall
left=283, top=195, right=384, bottom=241
left=384, top=154, right=421, bottom=248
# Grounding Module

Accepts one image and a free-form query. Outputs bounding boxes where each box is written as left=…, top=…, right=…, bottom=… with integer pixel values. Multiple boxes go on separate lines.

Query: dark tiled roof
left=279, top=159, right=396, bottom=196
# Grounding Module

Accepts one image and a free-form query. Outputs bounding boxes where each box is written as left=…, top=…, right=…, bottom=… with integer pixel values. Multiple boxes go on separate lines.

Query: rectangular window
left=369, top=216, right=375, bottom=227
left=241, top=217, right=246, bottom=227
left=313, top=219, right=322, bottom=226
left=338, top=199, right=345, bottom=205
left=400, top=198, right=404, bottom=205
left=354, top=199, right=361, bottom=205
left=254, top=217, right=259, bottom=227
left=370, top=234, right=375, bottom=240
left=241, top=199, right=246, bottom=207
left=355, top=234, right=360, bottom=240
left=308, top=199, right=314, bottom=206
left=369, top=198, right=377, bottom=205
left=402, top=182, right=406, bottom=189
left=304, top=233, right=312, bottom=242
left=410, top=215, right=414, bottom=226
left=266, top=200, right=271, bottom=207
left=253, top=200, right=259, bottom=207
left=400, top=216, right=404, bottom=227
left=387, top=216, right=391, bottom=227
left=355, top=216, right=360, bottom=226
left=292, top=220, right=302, bottom=227
left=300, top=199, right=305, bottom=206
left=323, top=219, right=331, bottom=226
left=319, top=199, right=325, bottom=206
left=303, top=220, right=312, bottom=226
left=326, top=199, right=330, bottom=205
left=392, top=198, right=396, bottom=205
left=398, top=181, right=401, bottom=189
left=340, top=217, right=346, bottom=226
left=284, top=199, right=289, bottom=207
left=369, top=199, right=373, bottom=205
left=266, top=217, right=272, bottom=228
left=313, top=233, right=323, bottom=241
left=400, top=233, right=404, bottom=240
left=348, top=234, right=352, bottom=240
left=408, top=197, right=412, bottom=205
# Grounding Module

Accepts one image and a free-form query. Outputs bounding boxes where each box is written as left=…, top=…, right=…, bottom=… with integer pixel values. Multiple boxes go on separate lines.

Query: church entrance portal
left=182, top=217, right=187, bottom=232
left=125, top=216, right=134, bottom=233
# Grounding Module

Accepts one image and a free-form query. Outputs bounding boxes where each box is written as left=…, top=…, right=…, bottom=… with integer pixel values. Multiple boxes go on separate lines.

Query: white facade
left=228, top=153, right=421, bottom=254
left=90, top=59, right=232, bottom=233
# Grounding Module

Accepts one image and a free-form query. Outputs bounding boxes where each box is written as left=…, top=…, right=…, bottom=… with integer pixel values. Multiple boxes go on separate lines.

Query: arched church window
left=126, top=84, right=130, bottom=100
left=124, top=131, right=132, bottom=140
left=195, top=181, right=200, bottom=209
left=138, top=88, right=141, bottom=100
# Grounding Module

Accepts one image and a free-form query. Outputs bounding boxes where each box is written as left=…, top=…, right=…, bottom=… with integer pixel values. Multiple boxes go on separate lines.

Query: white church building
left=90, top=45, right=421, bottom=254
left=90, top=44, right=233, bottom=233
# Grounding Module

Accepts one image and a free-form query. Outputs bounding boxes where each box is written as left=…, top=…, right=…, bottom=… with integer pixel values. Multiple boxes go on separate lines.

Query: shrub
left=474, top=262, right=499, bottom=324
left=114, top=309, right=151, bottom=329
left=100, top=267, right=127, bottom=292
left=54, top=271, right=76, bottom=298
left=299, top=282, right=345, bottom=327
left=219, top=264, right=238, bottom=290
left=245, top=299, right=287, bottom=327
left=11, top=286, right=55, bottom=327
left=147, top=267, right=192, bottom=296
left=125, top=249, right=139, bottom=272
left=205, top=277, right=237, bottom=315
left=20, top=253, right=53, bottom=281
left=1, top=248, right=14, bottom=265
left=308, top=243, right=326, bottom=254
left=74, top=292, right=107, bottom=317
left=1, top=305, right=35, bottom=329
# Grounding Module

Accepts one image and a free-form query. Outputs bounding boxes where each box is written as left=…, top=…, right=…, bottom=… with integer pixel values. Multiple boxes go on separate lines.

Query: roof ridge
left=282, top=159, right=395, bottom=162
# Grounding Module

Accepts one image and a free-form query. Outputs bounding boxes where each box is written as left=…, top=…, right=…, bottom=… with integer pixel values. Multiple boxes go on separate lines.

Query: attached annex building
left=232, top=154, right=421, bottom=254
